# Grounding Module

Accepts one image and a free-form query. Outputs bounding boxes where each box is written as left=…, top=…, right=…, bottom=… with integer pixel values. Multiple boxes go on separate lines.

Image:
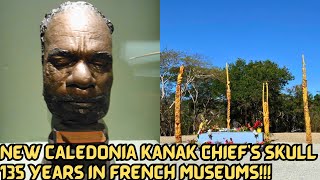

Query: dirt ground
left=160, top=132, right=320, bottom=143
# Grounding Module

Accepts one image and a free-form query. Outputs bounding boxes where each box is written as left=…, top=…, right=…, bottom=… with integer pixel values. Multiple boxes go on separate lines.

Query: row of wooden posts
left=174, top=55, right=313, bottom=144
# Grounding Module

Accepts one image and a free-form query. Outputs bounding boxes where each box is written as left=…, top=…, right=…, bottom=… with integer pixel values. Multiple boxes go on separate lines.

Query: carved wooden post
left=302, top=55, right=312, bottom=144
left=263, top=82, right=270, bottom=141
left=226, top=63, right=231, bottom=129
left=175, top=66, right=184, bottom=143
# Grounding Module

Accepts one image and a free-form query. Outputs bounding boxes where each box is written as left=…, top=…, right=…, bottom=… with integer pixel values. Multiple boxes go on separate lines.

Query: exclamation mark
left=264, top=165, right=267, bottom=179
left=267, top=165, right=271, bottom=179
left=259, top=165, right=263, bottom=179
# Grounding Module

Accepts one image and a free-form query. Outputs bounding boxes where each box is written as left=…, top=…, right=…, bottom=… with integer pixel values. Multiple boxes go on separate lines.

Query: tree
left=310, top=94, right=320, bottom=132
left=277, top=85, right=305, bottom=132
left=160, top=52, right=320, bottom=135
left=228, top=59, right=294, bottom=131
left=160, top=49, right=225, bottom=135
left=160, top=49, right=183, bottom=136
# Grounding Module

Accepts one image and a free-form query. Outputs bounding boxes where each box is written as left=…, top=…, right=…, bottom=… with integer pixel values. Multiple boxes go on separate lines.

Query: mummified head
left=40, top=1, right=114, bottom=125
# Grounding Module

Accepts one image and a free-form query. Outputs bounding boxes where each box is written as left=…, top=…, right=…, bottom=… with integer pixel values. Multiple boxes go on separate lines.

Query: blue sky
left=161, top=0, right=320, bottom=95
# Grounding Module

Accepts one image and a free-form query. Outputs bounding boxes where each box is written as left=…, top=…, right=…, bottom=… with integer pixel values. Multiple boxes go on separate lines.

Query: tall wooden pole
left=263, top=82, right=270, bottom=141
left=175, top=66, right=184, bottom=143
left=226, top=63, right=231, bottom=129
left=266, top=82, right=270, bottom=140
left=262, top=83, right=265, bottom=117
left=302, top=55, right=312, bottom=144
